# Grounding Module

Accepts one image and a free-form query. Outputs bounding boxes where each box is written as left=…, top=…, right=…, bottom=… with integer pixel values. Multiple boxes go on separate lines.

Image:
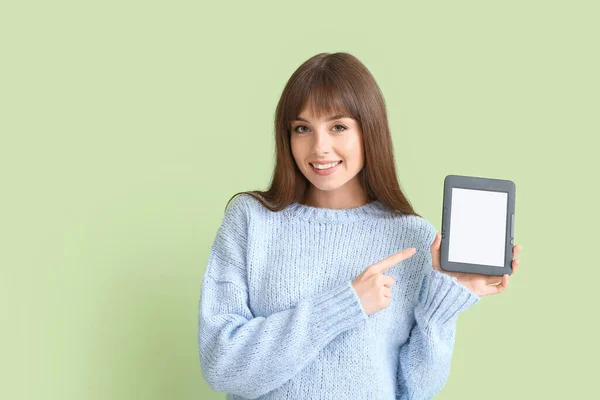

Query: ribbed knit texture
left=198, top=194, right=480, bottom=399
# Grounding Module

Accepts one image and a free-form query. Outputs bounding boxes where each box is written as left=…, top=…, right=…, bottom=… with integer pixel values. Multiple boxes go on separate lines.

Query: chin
left=309, top=179, right=348, bottom=192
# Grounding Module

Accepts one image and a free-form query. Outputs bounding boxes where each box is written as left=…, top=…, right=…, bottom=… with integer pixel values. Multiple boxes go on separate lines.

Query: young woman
left=198, top=52, right=522, bottom=399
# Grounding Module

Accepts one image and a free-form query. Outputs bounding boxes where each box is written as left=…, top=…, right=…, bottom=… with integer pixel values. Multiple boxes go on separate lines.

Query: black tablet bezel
left=440, top=174, right=516, bottom=276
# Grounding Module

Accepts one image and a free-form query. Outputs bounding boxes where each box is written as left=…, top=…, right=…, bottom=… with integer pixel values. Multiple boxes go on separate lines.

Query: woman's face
left=290, top=107, right=366, bottom=205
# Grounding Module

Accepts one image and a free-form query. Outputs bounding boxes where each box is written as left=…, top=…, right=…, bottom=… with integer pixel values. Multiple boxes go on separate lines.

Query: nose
left=311, top=128, right=332, bottom=155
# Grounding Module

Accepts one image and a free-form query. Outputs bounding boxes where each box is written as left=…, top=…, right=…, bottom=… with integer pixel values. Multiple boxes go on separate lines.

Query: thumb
left=430, top=232, right=441, bottom=251
left=431, top=232, right=441, bottom=270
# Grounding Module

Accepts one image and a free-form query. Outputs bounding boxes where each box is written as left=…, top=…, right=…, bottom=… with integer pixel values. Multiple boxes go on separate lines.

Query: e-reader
left=440, top=175, right=516, bottom=276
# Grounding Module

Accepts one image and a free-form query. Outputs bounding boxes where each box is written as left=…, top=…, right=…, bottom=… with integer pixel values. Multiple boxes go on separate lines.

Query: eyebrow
left=294, top=114, right=351, bottom=123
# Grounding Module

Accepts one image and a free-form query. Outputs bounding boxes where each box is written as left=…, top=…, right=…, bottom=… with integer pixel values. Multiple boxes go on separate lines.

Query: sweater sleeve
left=197, top=195, right=369, bottom=399
left=396, top=223, right=481, bottom=400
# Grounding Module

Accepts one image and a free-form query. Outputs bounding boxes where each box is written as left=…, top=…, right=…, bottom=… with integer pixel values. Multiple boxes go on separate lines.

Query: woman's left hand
left=430, top=232, right=522, bottom=297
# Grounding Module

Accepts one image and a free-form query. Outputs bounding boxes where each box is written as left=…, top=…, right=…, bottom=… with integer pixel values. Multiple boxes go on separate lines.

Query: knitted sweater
left=198, top=194, right=480, bottom=399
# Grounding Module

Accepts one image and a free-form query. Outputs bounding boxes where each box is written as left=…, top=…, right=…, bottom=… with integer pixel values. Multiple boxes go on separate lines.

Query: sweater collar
left=284, top=199, right=390, bottom=222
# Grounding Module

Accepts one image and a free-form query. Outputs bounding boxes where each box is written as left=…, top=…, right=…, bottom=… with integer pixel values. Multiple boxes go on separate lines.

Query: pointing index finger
left=372, top=247, right=417, bottom=274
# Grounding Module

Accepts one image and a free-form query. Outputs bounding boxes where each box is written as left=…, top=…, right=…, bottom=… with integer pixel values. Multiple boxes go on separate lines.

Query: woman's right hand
left=351, top=247, right=417, bottom=316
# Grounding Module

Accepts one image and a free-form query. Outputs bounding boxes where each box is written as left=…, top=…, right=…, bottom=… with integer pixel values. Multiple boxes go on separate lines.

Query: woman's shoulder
left=228, top=192, right=266, bottom=207
left=390, top=212, right=438, bottom=248
left=224, top=193, right=269, bottom=219
left=411, top=216, right=438, bottom=248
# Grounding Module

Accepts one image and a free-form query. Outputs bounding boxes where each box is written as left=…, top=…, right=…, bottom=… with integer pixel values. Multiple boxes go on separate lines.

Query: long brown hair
left=225, top=52, right=421, bottom=218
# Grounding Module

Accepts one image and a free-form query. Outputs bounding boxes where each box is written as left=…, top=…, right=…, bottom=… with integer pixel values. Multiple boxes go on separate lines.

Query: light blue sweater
left=198, top=194, right=480, bottom=399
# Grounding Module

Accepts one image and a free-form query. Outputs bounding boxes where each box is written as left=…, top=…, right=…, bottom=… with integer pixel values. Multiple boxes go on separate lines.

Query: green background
left=2, top=0, right=598, bottom=398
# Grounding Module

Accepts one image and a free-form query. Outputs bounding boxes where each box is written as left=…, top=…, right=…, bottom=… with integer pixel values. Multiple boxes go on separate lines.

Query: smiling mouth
left=310, top=161, right=342, bottom=169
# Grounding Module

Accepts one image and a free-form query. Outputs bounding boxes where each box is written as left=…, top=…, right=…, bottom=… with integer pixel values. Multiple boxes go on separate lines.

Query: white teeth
left=311, top=161, right=341, bottom=170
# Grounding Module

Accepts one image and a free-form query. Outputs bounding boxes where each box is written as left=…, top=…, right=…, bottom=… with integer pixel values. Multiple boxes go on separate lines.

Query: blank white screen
left=448, top=188, right=507, bottom=267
